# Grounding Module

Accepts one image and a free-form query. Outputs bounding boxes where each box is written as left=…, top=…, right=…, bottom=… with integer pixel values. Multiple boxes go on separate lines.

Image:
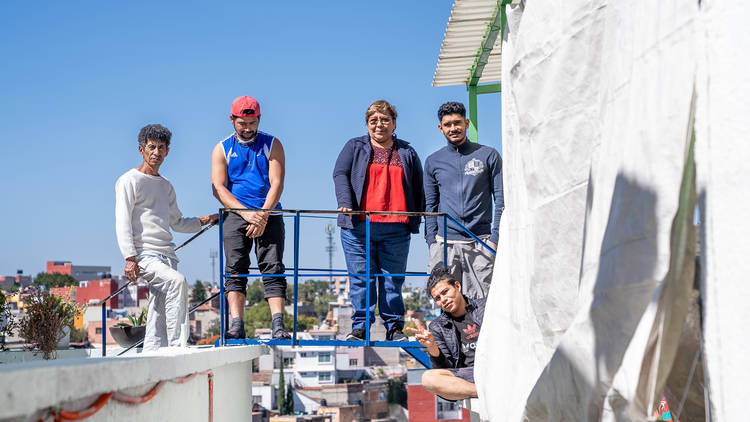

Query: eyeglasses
left=367, top=117, right=392, bottom=126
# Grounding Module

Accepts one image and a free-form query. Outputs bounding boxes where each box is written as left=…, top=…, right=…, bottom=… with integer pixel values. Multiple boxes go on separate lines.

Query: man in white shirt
left=116, top=124, right=217, bottom=351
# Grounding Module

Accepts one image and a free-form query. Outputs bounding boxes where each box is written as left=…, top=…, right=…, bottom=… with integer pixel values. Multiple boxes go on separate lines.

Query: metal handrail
left=216, top=208, right=497, bottom=369
left=116, top=292, right=221, bottom=356
left=101, top=225, right=217, bottom=356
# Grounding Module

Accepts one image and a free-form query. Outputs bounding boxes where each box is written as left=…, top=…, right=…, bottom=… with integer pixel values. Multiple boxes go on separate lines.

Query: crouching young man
left=116, top=124, right=217, bottom=351
left=406, top=267, right=485, bottom=400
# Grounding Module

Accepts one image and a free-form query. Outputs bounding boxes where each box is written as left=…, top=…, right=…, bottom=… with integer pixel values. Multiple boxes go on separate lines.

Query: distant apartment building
left=76, top=279, right=121, bottom=308
left=190, top=304, right=219, bottom=338
left=407, top=368, right=469, bottom=422
left=46, top=261, right=111, bottom=282
left=329, top=276, right=349, bottom=297
left=0, top=271, right=32, bottom=290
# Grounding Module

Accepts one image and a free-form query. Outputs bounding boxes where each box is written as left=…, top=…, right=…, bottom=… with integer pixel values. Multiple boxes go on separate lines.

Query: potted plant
left=109, top=307, right=147, bottom=348
left=17, top=289, right=82, bottom=359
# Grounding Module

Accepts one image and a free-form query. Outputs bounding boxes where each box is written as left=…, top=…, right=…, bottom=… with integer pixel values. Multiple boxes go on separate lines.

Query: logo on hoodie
left=464, top=158, right=484, bottom=176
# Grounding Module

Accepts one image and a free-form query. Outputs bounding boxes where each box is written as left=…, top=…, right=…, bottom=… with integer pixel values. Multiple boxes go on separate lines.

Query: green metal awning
left=432, top=0, right=514, bottom=142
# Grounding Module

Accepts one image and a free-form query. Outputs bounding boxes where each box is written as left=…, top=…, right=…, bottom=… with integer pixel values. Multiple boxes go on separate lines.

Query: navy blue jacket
left=424, top=140, right=504, bottom=245
left=333, top=135, right=425, bottom=233
left=428, top=297, right=486, bottom=369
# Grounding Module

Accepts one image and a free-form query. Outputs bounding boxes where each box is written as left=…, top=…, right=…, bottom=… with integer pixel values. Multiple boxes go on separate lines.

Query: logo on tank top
left=464, top=158, right=484, bottom=176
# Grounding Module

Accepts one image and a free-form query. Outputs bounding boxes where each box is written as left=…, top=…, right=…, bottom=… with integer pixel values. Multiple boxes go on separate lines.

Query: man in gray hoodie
left=424, top=102, right=504, bottom=299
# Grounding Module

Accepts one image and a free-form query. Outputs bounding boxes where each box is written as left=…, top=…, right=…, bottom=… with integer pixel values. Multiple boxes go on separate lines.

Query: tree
left=246, top=279, right=265, bottom=304
left=277, top=354, right=286, bottom=413
left=33, top=272, right=78, bottom=289
left=387, top=377, right=407, bottom=406
left=284, top=382, right=294, bottom=414
left=404, top=288, right=431, bottom=312
left=191, top=280, right=207, bottom=304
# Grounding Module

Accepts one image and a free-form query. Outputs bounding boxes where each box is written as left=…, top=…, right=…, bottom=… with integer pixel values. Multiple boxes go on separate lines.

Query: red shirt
left=360, top=144, right=409, bottom=224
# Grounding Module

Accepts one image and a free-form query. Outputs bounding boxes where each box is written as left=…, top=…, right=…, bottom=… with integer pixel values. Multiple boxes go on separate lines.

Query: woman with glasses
left=332, top=100, right=425, bottom=341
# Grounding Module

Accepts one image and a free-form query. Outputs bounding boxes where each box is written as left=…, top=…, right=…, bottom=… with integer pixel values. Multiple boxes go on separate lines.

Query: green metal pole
left=468, top=84, right=478, bottom=142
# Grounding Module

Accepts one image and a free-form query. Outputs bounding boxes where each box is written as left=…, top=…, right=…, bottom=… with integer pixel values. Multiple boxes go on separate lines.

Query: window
left=95, top=328, right=102, bottom=334
left=318, top=372, right=331, bottom=382
left=300, top=352, right=311, bottom=358
left=318, top=352, right=332, bottom=363
left=436, top=397, right=461, bottom=420
left=349, top=359, right=358, bottom=366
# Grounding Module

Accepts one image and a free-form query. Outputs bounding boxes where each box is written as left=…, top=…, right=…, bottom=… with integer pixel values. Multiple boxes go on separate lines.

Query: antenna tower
left=209, top=249, right=218, bottom=285
left=324, top=224, right=336, bottom=287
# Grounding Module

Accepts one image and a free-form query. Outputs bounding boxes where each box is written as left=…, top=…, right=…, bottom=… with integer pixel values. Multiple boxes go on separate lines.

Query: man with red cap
left=211, top=96, right=290, bottom=340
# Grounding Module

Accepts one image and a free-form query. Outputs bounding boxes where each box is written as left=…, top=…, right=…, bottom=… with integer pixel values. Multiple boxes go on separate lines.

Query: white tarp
left=695, top=0, right=750, bottom=420
left=473, top=0, right=729, bottom=420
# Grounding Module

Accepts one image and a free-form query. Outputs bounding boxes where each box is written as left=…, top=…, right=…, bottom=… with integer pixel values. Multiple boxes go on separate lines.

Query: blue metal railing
left=213, top=209, right=496, bottom=369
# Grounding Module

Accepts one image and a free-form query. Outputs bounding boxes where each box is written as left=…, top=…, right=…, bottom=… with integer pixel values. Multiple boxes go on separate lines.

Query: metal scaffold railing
left=214, top=209, right=496, bottom=369
left=99, top=209, right=496, bottom=368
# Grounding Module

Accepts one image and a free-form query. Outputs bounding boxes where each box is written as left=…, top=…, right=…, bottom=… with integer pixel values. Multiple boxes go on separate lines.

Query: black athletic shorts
left=223, top=212, right=286, bottom=299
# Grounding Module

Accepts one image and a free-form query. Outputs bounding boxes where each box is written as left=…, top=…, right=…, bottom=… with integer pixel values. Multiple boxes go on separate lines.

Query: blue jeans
left=340, top=222, right=411, bottom=331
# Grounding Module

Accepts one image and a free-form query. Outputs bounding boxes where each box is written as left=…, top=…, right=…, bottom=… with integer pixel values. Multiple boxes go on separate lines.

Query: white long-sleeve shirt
left=115, top=168, right=201, bottom=260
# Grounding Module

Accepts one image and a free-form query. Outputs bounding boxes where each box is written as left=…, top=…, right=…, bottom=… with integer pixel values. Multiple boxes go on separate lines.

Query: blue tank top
left=220, top=131, right=282, bottom=210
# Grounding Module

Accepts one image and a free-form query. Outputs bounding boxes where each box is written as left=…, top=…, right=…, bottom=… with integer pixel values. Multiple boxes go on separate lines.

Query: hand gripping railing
left=214, top=208, right=496, bottom=369
left=100, top=223, right=217, bottom=357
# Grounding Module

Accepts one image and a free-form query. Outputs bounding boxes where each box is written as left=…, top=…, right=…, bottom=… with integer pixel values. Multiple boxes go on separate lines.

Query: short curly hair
left=365, top=100, right=398, bottom=122
left=426, top=266, right=459, bottom=299
left=138, top=124, right=172, bottom=148
left=437, top=101, right=466, bottom=121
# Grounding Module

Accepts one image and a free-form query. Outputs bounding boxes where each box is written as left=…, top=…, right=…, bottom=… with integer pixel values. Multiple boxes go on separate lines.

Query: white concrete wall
left=0, top=345, right=268, bottom=421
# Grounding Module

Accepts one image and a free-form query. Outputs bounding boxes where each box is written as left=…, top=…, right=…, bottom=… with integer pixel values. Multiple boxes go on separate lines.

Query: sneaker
left=225, top=327, right=246, bottom=340
left=272, top=328, right=292, bottom=340
left=346, top=329, right=366, bottom=341
left=386, top=326, right=407, bottom=341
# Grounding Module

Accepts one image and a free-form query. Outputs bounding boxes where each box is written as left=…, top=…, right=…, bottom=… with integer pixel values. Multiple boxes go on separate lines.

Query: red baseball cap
left=230, top=96, right=261, bottom=118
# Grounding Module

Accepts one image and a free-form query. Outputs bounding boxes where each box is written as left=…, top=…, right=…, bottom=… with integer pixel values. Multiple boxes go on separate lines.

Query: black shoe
left=273, top=328, right=291, bottom=340
left=225, top=327, right=246, bottom=339
left=386, top=326, right=407, bottom=341
left=346, top=329, right=365, bottom=341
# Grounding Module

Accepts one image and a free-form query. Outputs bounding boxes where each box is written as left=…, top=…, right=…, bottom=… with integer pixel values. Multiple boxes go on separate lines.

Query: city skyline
left=0, top=2, right=503, bottom=287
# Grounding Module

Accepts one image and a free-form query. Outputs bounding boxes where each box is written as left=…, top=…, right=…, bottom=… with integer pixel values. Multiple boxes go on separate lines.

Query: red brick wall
left=407, top=385, right=469, bottom=422
left=77, top=279, right=119, bottom=308
left=50, top=286, right=76, bottom=301
left=46, top=261, right=72, bottom=275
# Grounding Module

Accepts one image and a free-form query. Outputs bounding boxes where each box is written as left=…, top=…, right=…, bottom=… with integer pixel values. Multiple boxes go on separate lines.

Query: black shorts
left=223, top=212, right=286, bottom=299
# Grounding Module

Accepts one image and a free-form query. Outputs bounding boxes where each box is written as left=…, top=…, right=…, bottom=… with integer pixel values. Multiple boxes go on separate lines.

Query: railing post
left=292, top=212, right=300, bottom=344
left=218, top=210, right=226, bottom=346
left=101, top=302, right=107, bottom=356
left=443, top=214, right=448, bottom=268
left=365, top=214, right=371, bottom=346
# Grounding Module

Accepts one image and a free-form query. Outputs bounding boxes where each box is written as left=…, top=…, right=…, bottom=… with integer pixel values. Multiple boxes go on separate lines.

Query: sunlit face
left=139, top=139, right=169, bottom=168
left=438, top=113, right=469, bottom=145
left=232, top=115, right=260, bottom=141
left=367, top=111, right=395, bottom=144
left=430, top=279, right=464, bottom=315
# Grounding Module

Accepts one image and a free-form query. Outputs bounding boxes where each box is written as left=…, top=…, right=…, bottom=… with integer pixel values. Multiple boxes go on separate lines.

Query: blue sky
left=0, top=2, right=502, bottom=287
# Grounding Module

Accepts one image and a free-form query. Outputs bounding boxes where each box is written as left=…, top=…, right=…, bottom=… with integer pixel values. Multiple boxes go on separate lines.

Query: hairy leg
left=227, top=291, right=246, bottom=319
left=421, top=369, right=477, bottom=401
left=267, top=296, right=285, bottom=314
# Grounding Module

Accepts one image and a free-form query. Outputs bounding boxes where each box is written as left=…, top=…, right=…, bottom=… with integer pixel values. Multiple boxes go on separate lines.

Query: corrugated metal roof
left=433, top=0, right=503, bottom=87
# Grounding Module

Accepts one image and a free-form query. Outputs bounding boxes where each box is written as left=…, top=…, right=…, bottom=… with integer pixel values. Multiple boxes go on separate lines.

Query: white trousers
left=137, top=253, right=189, bottom=351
